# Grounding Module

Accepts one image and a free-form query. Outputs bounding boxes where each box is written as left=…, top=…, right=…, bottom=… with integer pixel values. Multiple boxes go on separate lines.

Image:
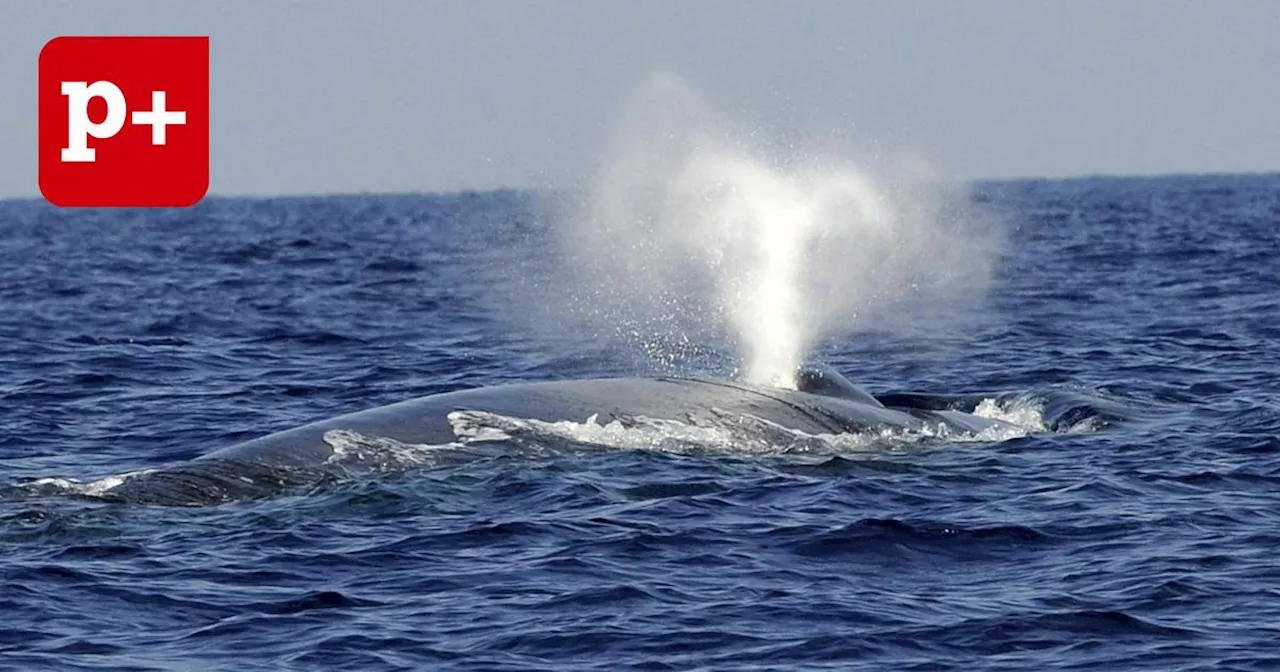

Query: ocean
left=2, top=174, right=1278, bottom=670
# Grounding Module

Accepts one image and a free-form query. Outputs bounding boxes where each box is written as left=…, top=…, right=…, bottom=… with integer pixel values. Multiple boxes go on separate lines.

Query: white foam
left=444, top=400, right=1045, bottom=458
left=321, top=429, right=461, bottom=471
left=972, top=397, right=1048, bottom=434
left=449, top=409, right=747, bottom=453
left=19, top=469, right=155, bottom=497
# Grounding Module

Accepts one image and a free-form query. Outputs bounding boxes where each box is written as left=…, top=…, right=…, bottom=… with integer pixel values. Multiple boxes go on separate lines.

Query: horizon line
left=1, top=169, right=1277, bottom=205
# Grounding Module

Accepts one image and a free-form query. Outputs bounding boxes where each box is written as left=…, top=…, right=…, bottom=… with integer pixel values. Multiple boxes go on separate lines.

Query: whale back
left=200, top=376, right=911, bottom=468
left=99, top=375, right=1018, bottom=505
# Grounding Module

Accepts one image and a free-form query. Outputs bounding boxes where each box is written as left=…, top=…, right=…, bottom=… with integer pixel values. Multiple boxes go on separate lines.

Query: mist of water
left=560, top=76, right=1000, bottom=387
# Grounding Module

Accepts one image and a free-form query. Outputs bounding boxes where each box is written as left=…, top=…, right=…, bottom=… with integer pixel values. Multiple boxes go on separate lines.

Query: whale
left=95, top=365, right=1020, bottom=505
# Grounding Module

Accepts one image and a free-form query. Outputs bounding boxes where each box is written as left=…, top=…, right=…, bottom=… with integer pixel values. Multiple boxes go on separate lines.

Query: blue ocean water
left=2, top=175, right=1278, bottom=670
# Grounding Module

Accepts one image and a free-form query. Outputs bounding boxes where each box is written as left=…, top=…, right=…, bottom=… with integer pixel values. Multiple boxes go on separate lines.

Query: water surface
left=2, top=176, right=1278, bottom=670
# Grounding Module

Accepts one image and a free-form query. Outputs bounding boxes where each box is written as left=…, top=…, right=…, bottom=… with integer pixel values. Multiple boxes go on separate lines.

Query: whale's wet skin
left=27, top=366, right=1118, bottom=506
left=3, top=178, right=1280, bottom=670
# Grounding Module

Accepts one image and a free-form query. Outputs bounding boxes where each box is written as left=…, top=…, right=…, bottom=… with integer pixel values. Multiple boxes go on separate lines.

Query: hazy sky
left=2, top=0, right=1276, bottom=197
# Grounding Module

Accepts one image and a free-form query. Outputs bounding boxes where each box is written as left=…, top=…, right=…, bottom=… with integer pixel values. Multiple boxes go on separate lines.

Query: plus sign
left=130, top=91, right=186, bottom=145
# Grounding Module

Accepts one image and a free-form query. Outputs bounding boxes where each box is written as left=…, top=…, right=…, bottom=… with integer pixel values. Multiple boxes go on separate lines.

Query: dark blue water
left=2, top=175, right=1278, bottom=670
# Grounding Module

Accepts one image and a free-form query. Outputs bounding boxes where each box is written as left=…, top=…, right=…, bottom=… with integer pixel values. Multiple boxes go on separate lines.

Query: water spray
left=562, top=75, right=998, bottom=387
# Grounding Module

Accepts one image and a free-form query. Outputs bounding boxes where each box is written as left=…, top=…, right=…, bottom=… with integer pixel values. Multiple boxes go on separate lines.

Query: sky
left=1, top=0, right=1276, bottom=197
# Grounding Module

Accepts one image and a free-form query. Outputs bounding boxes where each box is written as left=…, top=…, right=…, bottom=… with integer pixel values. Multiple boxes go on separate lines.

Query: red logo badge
left=39, top=36, right=209, bottom=207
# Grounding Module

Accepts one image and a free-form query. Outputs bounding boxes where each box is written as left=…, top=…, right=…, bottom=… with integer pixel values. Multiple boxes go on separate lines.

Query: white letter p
left=61, top=80, right=126, bottom=163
